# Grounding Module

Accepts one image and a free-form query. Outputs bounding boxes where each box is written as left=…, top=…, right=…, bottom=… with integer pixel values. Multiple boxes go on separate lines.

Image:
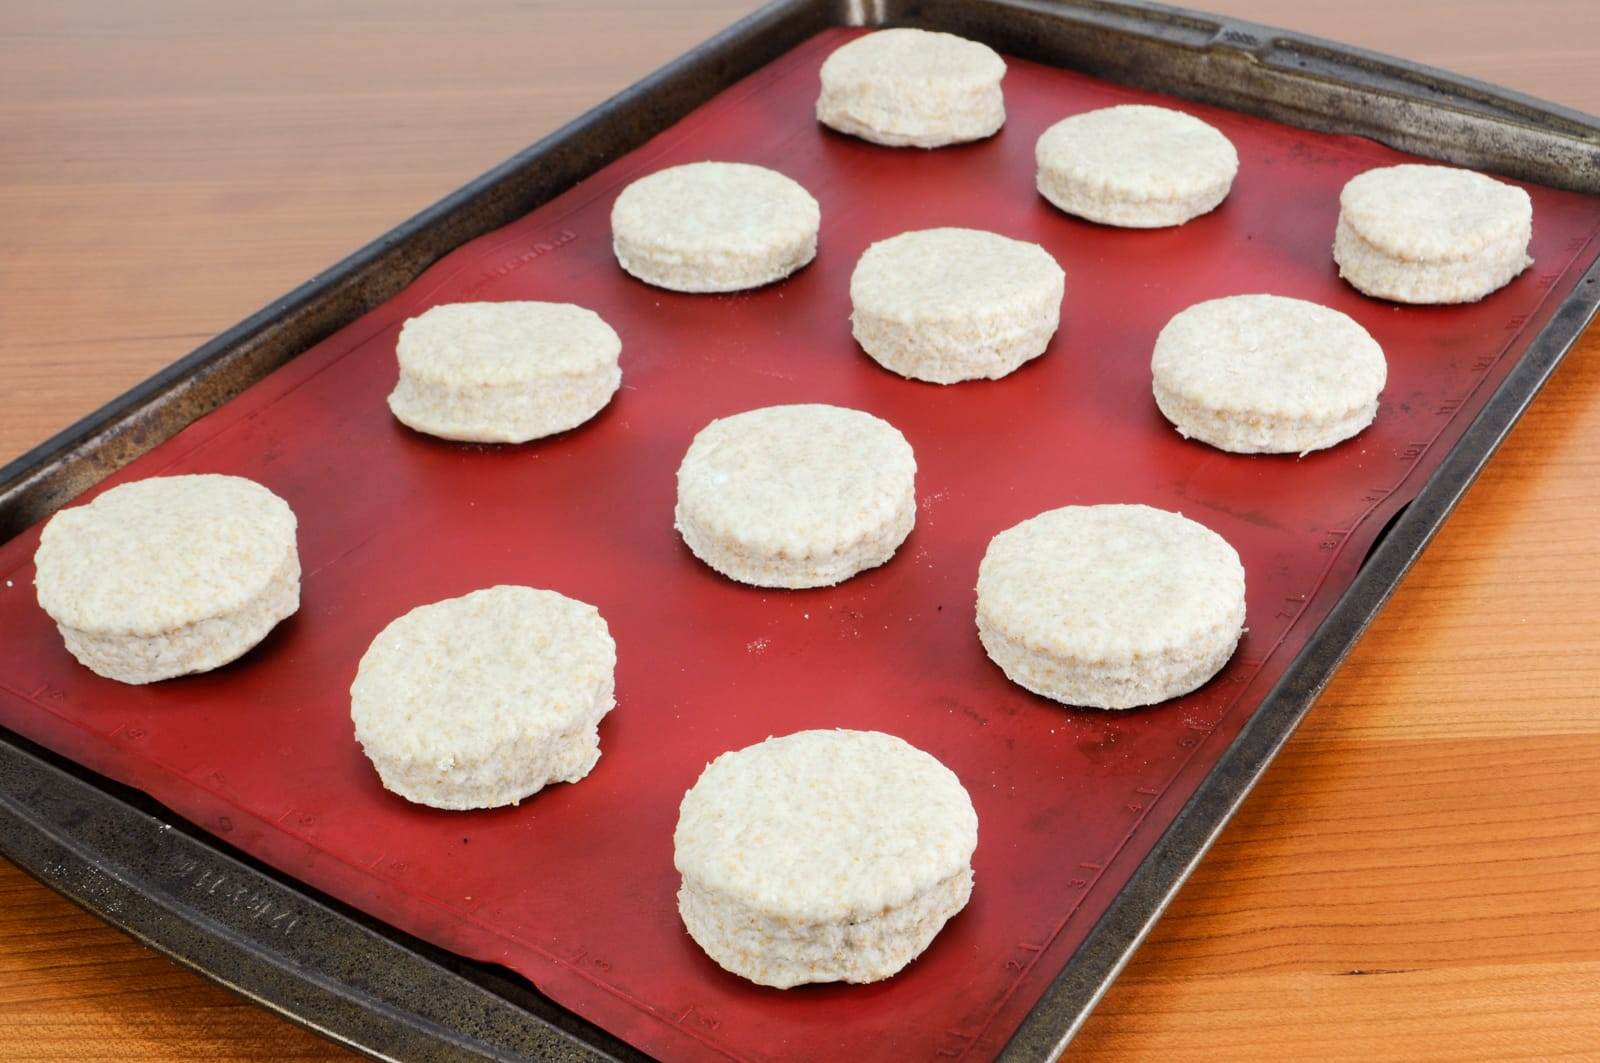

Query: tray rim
left=3, top=2, right=1599, bottom=1060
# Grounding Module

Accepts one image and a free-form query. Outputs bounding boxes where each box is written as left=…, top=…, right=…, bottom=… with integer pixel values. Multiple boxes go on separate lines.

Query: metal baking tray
left=2, top=1, right=1598, bottom=1060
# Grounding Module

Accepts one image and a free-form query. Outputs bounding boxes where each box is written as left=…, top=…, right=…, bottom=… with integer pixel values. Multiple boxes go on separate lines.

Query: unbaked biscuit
left=816, top=28, right=1006, bottom=148
left=1151, top=294, right=1387, bottom=454
left=611, top=162, right=820, bottom=292
left=33, top=474, right=300, bottom=685
left=674, top=404, right=916, bottom=588
left=850, top=227, right=1065, bottom=384
left=387, top=301, right=621, bottom=443
left=674, top=729, right=977, bottom=987
left=350, top=585, right=616, bottom=810
left=1035, top=105, right=1238, bottom=228
left=977, top=504, right=1245, bottom=709
left=1334, top=164, right=1533, bottom=303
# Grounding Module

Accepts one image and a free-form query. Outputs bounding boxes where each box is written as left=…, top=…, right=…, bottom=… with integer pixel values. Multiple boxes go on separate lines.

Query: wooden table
left=3, top=2, right=1597, bottom=1059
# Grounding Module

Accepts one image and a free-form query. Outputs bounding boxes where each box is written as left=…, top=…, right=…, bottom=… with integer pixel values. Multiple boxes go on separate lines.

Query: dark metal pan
left=2, top=2, right=1597, bottom=1059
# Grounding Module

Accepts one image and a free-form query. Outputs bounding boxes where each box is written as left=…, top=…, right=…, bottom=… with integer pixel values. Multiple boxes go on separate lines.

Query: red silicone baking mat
left=3, top=25, right=1599, bottom=1063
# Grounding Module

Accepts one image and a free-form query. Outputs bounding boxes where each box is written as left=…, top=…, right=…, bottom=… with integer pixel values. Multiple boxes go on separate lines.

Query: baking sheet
left=2, top=26, right=1598, bottom=1063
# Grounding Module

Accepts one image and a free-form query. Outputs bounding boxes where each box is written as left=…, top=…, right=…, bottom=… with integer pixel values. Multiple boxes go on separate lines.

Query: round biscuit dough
left=387, top=301, right=622, bottom=443
left=1035, top=105, right=1239, bottom=228
left=1333, top=164, right=1533, bottom=304
left=610, top=162, right=820, bottom=292
left=1151, top=294, right=1388, bottom=454
left=350, top=585, right=616, bottom=810
left=850, top=227, right=1065, bottom=384
left=674, top=729, right=978, bottom=987
left=976, top=504, right=1246, bottom=709
left=816, top=28, right=1006, bottom=148
left=33, top=474, right=300, bottom=685
left=674, top=404, right=917, bottom=588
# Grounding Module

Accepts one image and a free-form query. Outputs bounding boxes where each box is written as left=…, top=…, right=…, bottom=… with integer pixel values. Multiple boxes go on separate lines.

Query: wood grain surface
left=2, top=2, right=1597, bottom=1060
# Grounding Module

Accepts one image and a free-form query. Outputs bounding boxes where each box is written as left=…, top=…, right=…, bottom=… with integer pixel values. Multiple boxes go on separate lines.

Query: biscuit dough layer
left=674, top=730, right=977, bottom=986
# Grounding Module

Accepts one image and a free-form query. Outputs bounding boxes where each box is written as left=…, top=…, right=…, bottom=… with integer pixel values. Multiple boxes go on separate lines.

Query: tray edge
left=3, top=2, right=1600, bottom=1061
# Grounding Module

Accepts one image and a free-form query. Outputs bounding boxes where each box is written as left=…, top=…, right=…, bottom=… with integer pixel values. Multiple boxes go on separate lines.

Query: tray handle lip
left=1132, top=0, right=1600, bottom=135
left=952, top=0, right=1600, bottom=139
left=0, top=723, right=638, bottom=1063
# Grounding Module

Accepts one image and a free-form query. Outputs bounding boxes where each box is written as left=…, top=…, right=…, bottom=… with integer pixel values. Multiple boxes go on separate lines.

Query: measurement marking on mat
left=1400, top=442, right=1427, bottom=460
left=1018, top=942, right=1044, bottom=952
left=1536, top=272, right=1557, bottom=290
left=1470, top=354, right=1497, bottom=372
left=1566, top=235, right=1589, bottom=252
left=676, top=1006, right=721, bottom=1032
left=937, top=1029, right=978, bottom=1056
left=1504, top=314, right=1529, bottom=330
left=29, top=682, right=65, bottom=703
left=460, top=229, right=579, bottom=297
left=1079, top=861, right=1104, bottom=872
left=1435, top=398, right=1464, bottom=417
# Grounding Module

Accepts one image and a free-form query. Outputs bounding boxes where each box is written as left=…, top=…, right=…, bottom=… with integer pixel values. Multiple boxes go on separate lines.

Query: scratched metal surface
left=1, top=25, right=1599, bottom=1063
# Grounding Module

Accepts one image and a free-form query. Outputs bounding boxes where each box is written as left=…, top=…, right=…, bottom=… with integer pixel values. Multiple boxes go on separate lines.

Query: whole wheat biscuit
left=350, top=585, right=616, bottom=810
left=1151, top=294, right=1387, bottom=454
left=674, top=404, right=917, bottom=588
left=611, top=162, right=820, bottom=292
left=977, top=504, right=1245, bottom=709
left=387, top=301, right=622, bottom=443
left=1334, top=164, right=1533, bottom=303
left=33, top=474, right=300, bottom=685
left=850, top=227, right=1065, bottom=383
left=674, top=729, right=978, bottom=987
left=816, top=28, right=1006, bottom=148
left=1035, top=105, right=1238, bottom=228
